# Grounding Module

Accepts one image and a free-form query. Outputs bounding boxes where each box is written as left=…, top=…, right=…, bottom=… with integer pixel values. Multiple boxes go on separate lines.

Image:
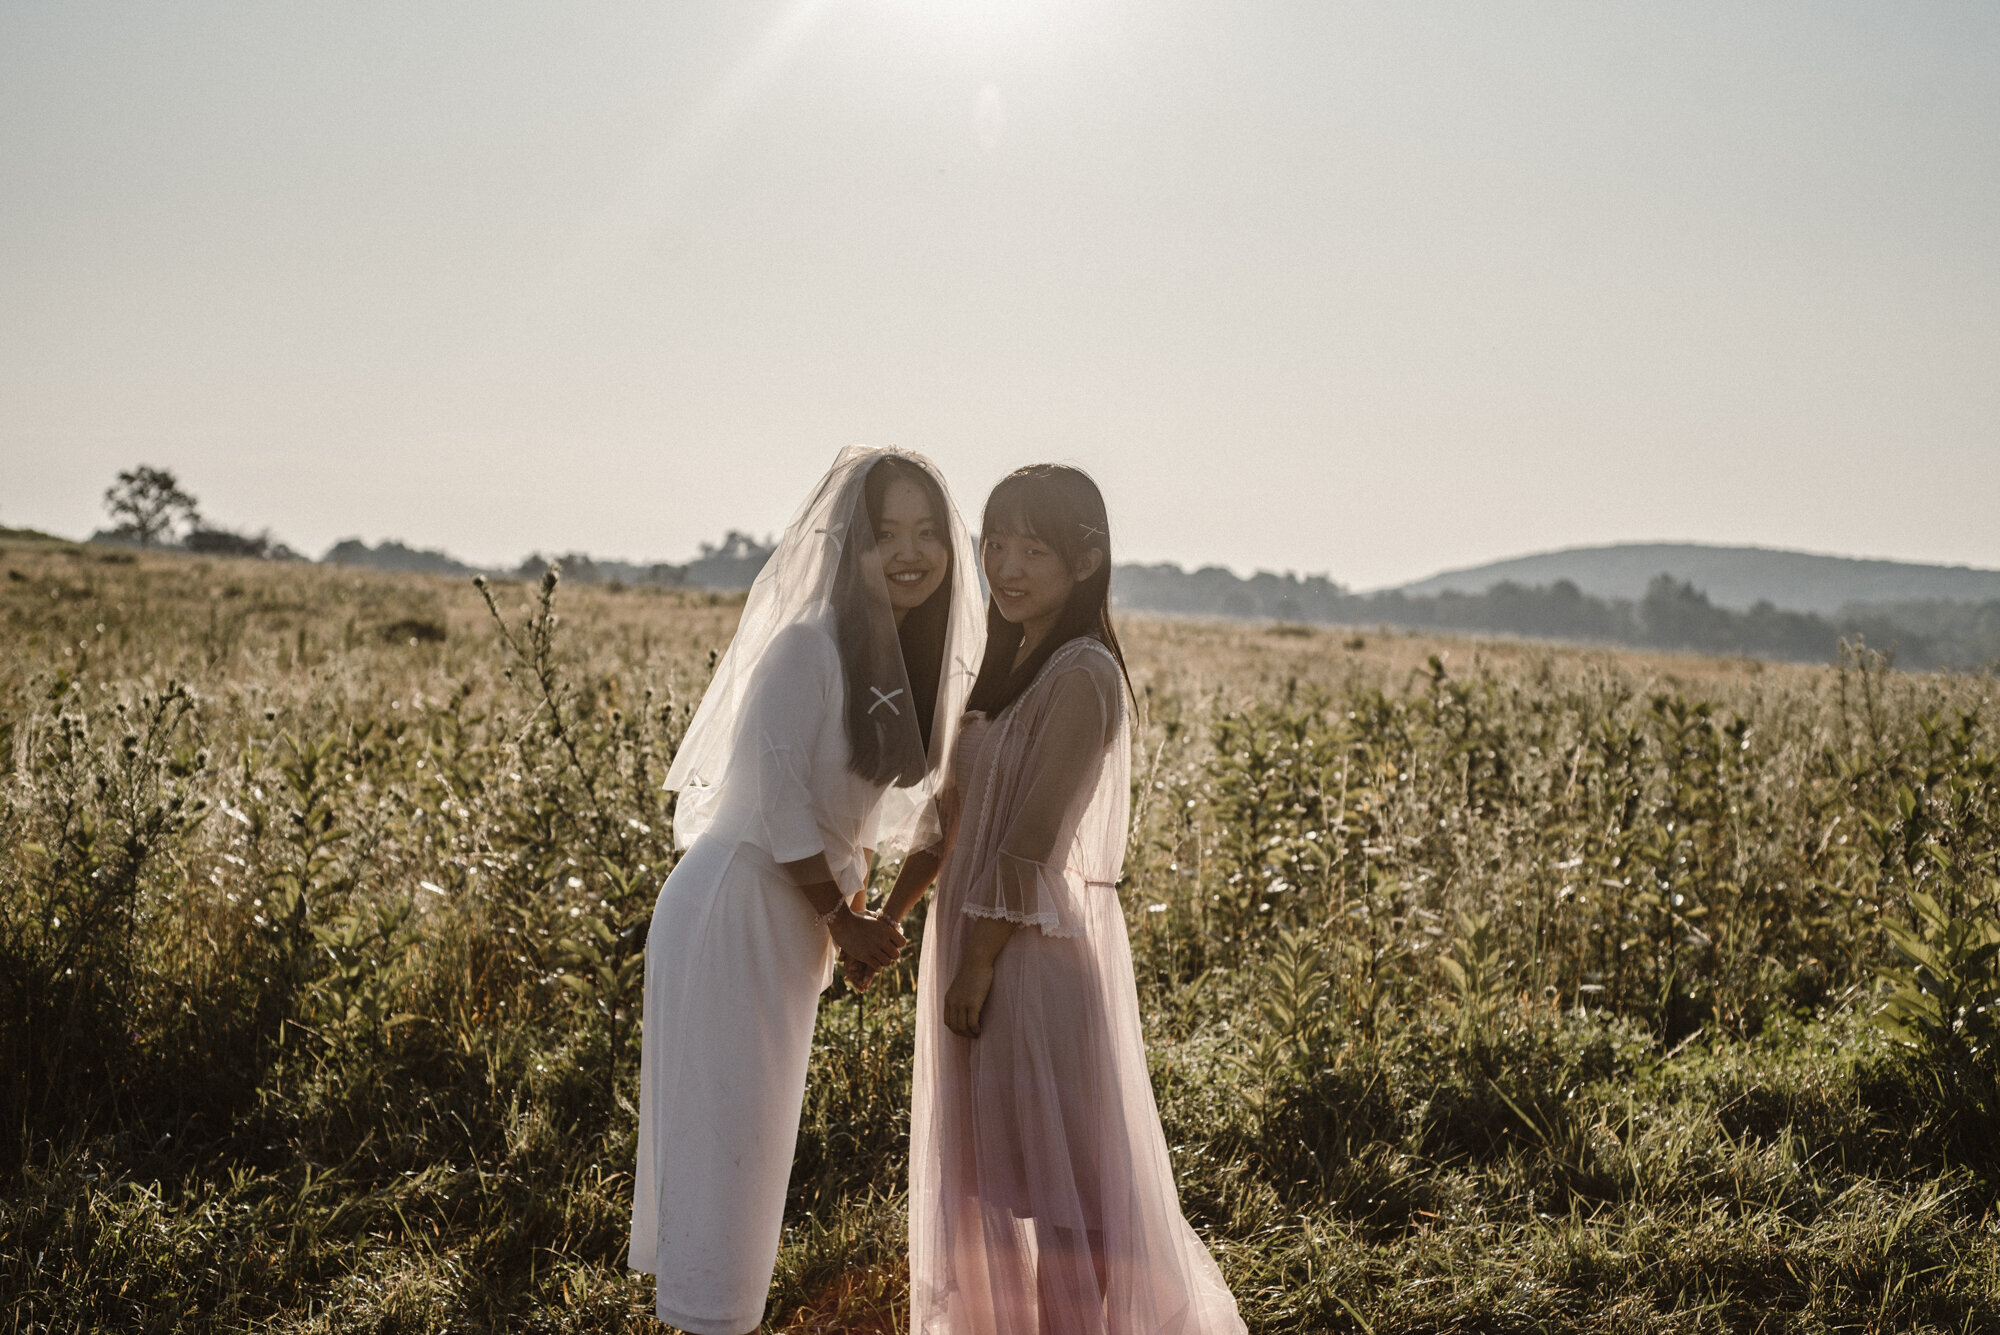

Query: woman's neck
left=1012, top=616, right=1059, bottom=671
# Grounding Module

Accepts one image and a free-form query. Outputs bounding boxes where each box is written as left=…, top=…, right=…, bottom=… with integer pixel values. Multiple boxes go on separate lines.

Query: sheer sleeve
left=744, top=623, right=833, bottom=864
left=962, top=662, right=1118, bottom=937
left=934, top=777, right=965, bottom=860
left=927, top=738, right=975, bottom=861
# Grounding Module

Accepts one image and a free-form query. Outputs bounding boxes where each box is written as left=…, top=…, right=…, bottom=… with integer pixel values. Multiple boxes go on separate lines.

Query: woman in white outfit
left=630, top=446, right=982, bottom=1335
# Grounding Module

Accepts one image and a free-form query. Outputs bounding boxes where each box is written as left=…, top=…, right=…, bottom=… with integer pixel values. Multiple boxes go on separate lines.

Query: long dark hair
left=965, top=464, right=1132, bottom=717
left=837, top=456, right=954, bottom=784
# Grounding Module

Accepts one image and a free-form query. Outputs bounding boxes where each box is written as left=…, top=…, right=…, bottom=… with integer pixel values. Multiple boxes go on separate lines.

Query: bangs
left=867, top=456, right=949, bottom=530
left=980, top=479, right=1057, bottom=546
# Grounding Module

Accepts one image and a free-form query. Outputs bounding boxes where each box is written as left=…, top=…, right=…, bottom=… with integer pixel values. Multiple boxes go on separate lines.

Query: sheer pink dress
left=910, top=637, right=1245, bottom=1335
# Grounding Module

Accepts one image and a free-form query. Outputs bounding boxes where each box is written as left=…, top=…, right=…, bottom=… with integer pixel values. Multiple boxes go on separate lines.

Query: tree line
left=1112, top=563, right=2000, bottom=672
left=74, top=464, right=2000, bottom=672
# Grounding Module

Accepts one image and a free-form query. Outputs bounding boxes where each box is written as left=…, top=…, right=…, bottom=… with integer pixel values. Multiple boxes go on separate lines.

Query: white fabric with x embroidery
left=633, top=446, right=984, bottom=1335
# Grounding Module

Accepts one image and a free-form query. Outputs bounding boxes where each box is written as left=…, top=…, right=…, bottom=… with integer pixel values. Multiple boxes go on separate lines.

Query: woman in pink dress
left=865, top=465, right=1245, bottom=1335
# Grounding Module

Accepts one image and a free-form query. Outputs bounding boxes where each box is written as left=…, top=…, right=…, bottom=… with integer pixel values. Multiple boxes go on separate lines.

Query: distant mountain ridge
left=1395, top=543, right=2000, bottom=616
left=1108, top=562, right=2000, bottom=672
left=56, top=521, right=1998, bottom=670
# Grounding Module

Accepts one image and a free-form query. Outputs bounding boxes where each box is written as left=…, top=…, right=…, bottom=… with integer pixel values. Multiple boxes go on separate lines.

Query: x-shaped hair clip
left=867, top=686, right=905, bottom=716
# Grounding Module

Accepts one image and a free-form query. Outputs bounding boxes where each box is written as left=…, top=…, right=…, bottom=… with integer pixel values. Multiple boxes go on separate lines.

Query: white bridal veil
left=665, top=445, right=984, bottom=858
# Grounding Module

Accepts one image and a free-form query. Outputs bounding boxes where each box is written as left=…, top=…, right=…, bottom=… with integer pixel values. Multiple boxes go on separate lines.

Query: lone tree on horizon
left=103, top=465, right=200, bottom=546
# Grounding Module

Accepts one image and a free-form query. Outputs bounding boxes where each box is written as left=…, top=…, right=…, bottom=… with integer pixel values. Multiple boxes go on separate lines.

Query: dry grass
left=3, top=538, right=1997, bottom=1333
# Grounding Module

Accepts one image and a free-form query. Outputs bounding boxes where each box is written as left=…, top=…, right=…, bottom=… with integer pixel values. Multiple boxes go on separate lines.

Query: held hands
left=943, top=961, right=995, bottom=1039
left=828, top=906, right=904, bottom=971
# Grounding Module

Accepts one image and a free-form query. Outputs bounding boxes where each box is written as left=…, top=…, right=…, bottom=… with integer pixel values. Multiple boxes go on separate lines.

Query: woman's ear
left=1073, top=547, right=1105, bottom=582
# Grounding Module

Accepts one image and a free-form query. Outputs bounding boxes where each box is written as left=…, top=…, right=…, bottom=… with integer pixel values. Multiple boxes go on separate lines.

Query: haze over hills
left=320, top=532, right=1998, bottom=670
left=17, top=513, right=1998, bottom=671
left=1392, top=543, right=2000, bottom=616
left=1108, top=543, right=2000, bottom=672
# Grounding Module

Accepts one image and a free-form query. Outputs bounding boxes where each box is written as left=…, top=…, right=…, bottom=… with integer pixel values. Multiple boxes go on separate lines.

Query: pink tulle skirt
left=910, top=877, right=1246, bottom=1335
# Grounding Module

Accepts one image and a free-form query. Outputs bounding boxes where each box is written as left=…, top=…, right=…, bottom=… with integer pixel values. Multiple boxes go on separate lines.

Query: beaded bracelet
left=814, top=901, right=847, bottom=927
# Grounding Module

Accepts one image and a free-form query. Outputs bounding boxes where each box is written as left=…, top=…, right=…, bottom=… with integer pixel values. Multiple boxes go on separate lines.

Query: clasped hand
left=843, top=953, right=882, bottom=992
left=848, top=952, right=994, bottom=1039
left=829, top=906, right=904, bottom=971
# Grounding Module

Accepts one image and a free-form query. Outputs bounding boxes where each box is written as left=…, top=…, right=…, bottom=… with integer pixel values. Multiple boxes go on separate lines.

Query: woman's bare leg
left=1036, top=1224, right=1109, bottom=1334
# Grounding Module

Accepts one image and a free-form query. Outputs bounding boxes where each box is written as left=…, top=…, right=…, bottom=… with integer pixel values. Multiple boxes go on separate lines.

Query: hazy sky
left=3, top=1, right=1996, bottom=588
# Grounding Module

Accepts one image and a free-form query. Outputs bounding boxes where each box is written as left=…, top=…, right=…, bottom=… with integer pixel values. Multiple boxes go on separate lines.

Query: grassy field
left=3, top=536, right=1998, bottom=1334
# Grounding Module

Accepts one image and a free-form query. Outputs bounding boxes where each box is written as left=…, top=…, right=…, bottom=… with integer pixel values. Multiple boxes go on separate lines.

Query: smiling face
left=875, top=475, right=950, bottom=621
left=981, top=526, right=1101, bottom=642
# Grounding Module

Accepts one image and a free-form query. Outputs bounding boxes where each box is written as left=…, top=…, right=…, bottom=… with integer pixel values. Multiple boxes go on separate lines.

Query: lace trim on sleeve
left=961, top=900, right=1085, bottom=939
left=961, top=848, right=1091, bottom=938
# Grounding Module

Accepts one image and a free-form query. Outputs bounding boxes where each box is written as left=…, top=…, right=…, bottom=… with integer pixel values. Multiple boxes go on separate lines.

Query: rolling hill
left=1393, top=543, right=2000, bottom=615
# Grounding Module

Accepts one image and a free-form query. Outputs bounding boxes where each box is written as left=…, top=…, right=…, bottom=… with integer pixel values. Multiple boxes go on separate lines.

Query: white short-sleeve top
left=677, top=612, right=885, bottom=897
